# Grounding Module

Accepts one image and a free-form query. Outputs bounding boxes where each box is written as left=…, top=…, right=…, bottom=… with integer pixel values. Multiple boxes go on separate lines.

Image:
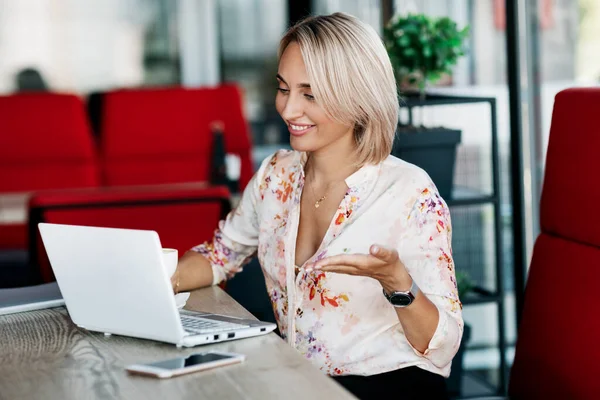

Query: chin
left=289, top=135, right=319, bottom=152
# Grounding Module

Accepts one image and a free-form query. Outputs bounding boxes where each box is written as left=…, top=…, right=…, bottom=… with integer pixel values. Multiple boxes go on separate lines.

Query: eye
left=277, top=88, right=289, bottom=94
left=304, top=93, right=315, bottom=101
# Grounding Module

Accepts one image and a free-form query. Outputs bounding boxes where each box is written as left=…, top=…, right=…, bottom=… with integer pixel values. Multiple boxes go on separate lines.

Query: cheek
left=275, top=94, right=285, bottom=116
left=311, top=114, right=349, bottom=136
left=306, top=106, right=329, bottom=125
left=305, top=105, right=343, bottom=131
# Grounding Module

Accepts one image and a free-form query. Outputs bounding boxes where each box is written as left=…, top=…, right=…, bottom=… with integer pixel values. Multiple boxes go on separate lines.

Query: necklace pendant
left=315, top=196, right=326, bottom=209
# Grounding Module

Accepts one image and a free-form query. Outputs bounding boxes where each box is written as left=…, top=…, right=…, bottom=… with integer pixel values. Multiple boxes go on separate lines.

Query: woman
left=172, top=12, right=462, bottom=399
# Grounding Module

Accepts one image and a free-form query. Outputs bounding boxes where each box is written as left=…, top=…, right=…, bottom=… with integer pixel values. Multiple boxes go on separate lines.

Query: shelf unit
left=400, top=93, right=507, bottom=396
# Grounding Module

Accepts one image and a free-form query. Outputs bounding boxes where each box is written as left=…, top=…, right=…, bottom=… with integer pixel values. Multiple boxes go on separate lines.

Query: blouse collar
left=296, top=151, right=381, bottom=189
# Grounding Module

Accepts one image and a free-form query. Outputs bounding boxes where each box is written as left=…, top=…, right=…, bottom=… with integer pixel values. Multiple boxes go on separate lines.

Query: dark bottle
left=210, top=121, right=229, bottom=187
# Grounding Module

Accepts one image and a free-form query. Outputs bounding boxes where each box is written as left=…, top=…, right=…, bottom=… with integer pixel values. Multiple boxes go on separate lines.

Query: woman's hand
left=307, top=244, right=440, bottom=353
left=170, top=269, right=180, bottom=294
left=305, top=245, right=412, bottom=293
left=169, top=251, right=215, bottom=293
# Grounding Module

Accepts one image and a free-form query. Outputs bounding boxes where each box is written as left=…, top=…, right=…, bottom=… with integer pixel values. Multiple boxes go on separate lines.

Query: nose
left=279, top=93, right=303, bottom=121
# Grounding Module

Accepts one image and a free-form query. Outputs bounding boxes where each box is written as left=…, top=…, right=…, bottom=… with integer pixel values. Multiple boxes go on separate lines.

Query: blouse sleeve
left=190, top=154, right=272, bottom=285
left=398, top=183, right=464, bottom=369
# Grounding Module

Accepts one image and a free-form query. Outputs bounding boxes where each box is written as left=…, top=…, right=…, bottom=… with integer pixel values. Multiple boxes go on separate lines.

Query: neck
left=305, top=133, right=358, bottom=185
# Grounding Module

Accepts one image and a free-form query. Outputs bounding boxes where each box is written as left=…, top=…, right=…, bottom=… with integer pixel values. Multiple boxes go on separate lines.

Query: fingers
left=304, top=245, right=398, bottom=273
left=306, top=254, right=375, bottom=272
left=370, top=245, right=399, bottom=263
left=313, top=265, right=360, bottom=275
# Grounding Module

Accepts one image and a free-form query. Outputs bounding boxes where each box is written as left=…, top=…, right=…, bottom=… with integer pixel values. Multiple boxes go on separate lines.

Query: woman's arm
left=170, top=151, right=278, bottom=293
left=171, top=251, right=213, bottom=293
left=394, top=185, right=463, bottom=366
left=379, top=267, right=439, bottom=353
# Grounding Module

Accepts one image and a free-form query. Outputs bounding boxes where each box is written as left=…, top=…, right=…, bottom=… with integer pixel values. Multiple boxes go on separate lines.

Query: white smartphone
left=126, top=351, right=246, bottom=378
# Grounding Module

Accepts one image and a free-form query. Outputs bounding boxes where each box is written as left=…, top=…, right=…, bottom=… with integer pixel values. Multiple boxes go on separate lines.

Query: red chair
left=28, top=183, right=231, bottom=283
left=0, top=93, right=100, bottom=249
left=99, top=84, right=253, bottom=191
left=505, top=88, right=600, bottom=399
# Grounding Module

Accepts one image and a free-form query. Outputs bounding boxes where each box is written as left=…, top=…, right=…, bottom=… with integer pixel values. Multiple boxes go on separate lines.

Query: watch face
left=390, top=293, right=412, bottom=307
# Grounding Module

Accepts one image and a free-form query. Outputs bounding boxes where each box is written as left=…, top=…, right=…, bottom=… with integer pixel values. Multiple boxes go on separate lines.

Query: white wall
left=0, top=0, right=153, bottom=94
left=178, top=0, right=219, bottom=87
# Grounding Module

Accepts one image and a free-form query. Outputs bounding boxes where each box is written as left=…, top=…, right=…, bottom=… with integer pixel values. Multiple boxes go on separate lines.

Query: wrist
left=172, top=269, right=181, bottom=294
left=380, top=261, right=412, bottom=294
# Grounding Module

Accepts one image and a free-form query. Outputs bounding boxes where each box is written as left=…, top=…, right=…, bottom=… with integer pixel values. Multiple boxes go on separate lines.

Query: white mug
left=161, top=248, right=178, bottom=278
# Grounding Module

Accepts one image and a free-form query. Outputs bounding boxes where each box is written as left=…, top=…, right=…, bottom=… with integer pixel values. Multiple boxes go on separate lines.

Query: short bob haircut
left=278, top=12, right=399, bottom=166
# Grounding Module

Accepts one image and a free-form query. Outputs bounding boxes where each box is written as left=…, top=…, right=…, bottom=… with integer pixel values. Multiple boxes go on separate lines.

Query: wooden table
left=0, top=286, right=355, bottom=400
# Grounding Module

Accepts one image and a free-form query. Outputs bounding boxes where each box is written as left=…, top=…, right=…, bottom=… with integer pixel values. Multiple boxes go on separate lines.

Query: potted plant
left=384, top=13, right=469, bottom=98
left=446, top=270, right=475, bottom=397
left=384, top=14, right=469, bottom=200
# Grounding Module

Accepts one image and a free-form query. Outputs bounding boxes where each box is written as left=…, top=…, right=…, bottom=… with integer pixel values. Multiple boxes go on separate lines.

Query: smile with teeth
left=289, top=123, right=314, bottom=131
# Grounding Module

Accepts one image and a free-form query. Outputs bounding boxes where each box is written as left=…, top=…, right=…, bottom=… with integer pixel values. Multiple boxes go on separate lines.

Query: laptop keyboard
left=180, top=315, right=249, bottom=335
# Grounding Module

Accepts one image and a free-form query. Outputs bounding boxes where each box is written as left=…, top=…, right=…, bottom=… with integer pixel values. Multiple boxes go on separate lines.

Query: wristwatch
left=383, top=279, right=420, bottom=308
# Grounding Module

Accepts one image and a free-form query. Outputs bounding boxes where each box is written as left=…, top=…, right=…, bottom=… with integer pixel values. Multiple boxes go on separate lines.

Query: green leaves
left=384, top=13, right=470, bottom=94
left=455, top=271, right=475, bottom=299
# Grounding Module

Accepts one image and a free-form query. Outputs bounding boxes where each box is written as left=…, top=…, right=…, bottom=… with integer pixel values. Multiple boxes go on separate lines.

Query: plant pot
left=446, top=323, right=472, bottom=397
left=392, top=126, right=461, bottom=200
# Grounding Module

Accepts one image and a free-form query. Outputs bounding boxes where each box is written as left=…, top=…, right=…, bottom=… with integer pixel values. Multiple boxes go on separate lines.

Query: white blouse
left=193, top=150, right=463, bottom=377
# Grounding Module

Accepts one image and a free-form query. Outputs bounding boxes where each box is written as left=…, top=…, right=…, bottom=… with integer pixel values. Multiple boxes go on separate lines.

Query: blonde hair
left=279, top=12, right=399, bottom=166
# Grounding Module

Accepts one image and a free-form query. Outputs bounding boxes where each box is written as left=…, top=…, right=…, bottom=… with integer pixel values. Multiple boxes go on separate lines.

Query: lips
left=288, top=123, right=315, bottom=137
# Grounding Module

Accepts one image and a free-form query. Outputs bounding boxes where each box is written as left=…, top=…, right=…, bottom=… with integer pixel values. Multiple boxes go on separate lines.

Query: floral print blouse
left=192, top=150, right=463, bottom=377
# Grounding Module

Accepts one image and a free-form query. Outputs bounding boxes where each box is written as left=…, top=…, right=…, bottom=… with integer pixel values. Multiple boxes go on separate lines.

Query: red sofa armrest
left=28, top=183, right=231, bottom=283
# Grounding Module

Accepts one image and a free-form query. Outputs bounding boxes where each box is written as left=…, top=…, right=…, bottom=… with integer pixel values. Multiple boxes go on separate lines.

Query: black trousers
left=331, top=366, right=449, bottom=400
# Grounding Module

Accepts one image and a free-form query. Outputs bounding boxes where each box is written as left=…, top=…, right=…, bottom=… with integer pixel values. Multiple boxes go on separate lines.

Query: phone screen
left=146, top=353, right=234, bottom=371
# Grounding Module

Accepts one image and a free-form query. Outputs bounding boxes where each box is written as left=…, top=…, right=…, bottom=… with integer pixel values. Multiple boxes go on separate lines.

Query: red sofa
left=0, top=85, right=253, bottom=253
left=0, top=93, right=100, bottom=250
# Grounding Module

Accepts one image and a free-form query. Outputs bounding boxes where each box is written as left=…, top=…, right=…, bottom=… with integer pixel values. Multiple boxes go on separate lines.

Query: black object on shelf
left=210, top=121, right=228, bottom=186
left=393, top=126, right=461, bottom=199
left=399, top=93, right=507, bottom=396
left=461, top=285, right=502, bottom=305
left=209, top=121, right=239, bottom=193
left=86, top=91, right=105, bottom=138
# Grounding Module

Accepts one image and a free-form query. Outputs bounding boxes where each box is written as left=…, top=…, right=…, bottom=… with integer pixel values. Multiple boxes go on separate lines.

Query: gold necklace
left=305, top=154, right=349, bottom=209
left=308, top=174, right=337, bottom=209
left=310, top=185, right=327, bottom=208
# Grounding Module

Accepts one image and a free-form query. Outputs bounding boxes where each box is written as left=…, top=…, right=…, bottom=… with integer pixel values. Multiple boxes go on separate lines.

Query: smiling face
left=275, top=42, right=355, bottom=154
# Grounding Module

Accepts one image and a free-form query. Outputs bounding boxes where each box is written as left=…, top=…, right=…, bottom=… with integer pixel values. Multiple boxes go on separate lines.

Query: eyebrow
left=276, top=74, right=311, bottom=89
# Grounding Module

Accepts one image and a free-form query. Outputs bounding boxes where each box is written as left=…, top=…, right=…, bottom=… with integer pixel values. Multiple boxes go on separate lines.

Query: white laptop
left=0, top=282, right=64, bottom=316
left=38, top=223, right=276, bottom=347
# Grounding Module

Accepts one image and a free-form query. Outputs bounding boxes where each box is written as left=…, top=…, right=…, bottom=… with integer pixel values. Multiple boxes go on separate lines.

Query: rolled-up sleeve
left=191, top=155, right=272, bottom=285
left=398, top=183, right=464, bottom=370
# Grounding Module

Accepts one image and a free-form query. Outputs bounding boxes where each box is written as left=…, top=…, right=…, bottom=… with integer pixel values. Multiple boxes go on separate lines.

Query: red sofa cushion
left=540, top=88, right=600, bottom=247
left=0, top=93, right=100, bottom=192
left=100, top=88, right=209, bottom=186
left=0, top=224, right=27, bottom=249
left=509, top=234, right=600, bottom=399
